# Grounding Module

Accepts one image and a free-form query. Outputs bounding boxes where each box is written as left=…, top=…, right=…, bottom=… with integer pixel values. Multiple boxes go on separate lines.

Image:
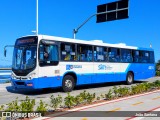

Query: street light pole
left=73, top=13, right=96, bottom=39
left=36, top=0, right=39, bottom=35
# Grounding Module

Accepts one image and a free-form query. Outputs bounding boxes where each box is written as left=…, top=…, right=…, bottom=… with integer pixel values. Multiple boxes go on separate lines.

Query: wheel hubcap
left=128, top=74, right=133, bottom=83
left=65, top=80, right=72, bottom=88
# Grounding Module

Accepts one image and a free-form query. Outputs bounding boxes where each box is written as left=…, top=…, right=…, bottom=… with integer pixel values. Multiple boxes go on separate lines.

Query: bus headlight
left=29, top=73, right=36, bottom=80
left=11, top=73, right=15, bottom=79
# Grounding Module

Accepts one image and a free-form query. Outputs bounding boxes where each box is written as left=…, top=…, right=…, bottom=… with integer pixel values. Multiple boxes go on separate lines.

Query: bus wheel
left=62, top=75, right=75, bottom=92
left=126, top=72, right=134, bottom=85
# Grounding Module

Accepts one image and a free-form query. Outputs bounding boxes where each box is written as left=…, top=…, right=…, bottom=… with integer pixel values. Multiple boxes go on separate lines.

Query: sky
left=0, top=0, right=160, bottom=66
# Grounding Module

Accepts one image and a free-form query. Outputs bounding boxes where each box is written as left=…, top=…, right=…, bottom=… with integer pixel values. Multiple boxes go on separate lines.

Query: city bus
left=6, top=35, right=155, bottom=92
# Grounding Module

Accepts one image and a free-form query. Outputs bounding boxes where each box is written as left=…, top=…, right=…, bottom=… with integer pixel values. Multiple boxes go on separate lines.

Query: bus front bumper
left=11, top=79, right=35, bottom=89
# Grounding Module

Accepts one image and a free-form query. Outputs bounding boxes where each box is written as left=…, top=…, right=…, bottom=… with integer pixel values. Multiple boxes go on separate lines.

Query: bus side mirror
left=4, top=49, right=7, bottom=57
left=4, top=45, right=14, bottom=57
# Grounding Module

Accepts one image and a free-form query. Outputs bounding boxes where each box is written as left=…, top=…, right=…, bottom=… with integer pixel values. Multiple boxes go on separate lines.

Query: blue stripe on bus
left=11, top=63, right=155, bottom=89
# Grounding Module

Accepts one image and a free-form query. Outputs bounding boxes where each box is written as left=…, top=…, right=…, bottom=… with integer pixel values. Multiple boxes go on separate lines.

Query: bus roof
left=20, top=35, right=154, bottom=51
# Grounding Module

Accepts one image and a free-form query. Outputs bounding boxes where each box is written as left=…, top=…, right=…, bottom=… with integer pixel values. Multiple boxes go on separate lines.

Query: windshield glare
left=12, top=46, right=37, bottom=70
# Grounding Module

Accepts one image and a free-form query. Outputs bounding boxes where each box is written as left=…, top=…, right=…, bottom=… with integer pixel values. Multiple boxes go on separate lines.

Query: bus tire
left=126, top=72, right=134, bottom=85
left=62, top=75, right=75, bottom=92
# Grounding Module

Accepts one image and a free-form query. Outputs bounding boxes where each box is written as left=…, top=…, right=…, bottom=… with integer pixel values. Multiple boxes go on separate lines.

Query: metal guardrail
left=0, top=68, right=11, bottom=70
left=0, top=68, right=11, bottom=75
left=0, top=73, right=11, bottom=75
left=0, top=69, right=11, bottom=83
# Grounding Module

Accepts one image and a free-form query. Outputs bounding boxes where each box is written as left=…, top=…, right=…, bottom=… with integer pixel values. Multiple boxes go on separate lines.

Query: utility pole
left=36, top=0, right=39, bottom=35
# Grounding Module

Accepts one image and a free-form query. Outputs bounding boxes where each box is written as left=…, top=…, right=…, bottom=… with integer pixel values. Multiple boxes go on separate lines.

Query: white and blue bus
left=8, top=35, right=155, bottom=92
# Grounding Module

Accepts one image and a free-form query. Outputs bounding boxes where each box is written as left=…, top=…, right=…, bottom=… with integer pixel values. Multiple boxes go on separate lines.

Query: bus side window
left=94, top=46, right=105, bottom=62
left=133, top=50, right=140, bottom=63
left=42, top=45, right=58, bottom=61
left=49, top=45, right=58, bottom=61
left=108, top=48, right=114, bottom=62
left=149, top=51, right=155, bottom=63
left=39, top=45, right=44, bottom=60
left=121, top=49, right=132, bottom=63
left=61, top=43, right=76, bottom=61
left=108, top=48, right=120, bottom=62
left=77, top=45, right=92, bottom=62
left=104, top=48, right=108, bottom=61
left=141, top=51, right=150, bottom=63
left=39, top=42, right=59, bottom=66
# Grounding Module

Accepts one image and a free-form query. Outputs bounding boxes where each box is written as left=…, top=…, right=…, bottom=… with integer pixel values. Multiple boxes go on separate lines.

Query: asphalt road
left=0, top=77, right=160, bottom=106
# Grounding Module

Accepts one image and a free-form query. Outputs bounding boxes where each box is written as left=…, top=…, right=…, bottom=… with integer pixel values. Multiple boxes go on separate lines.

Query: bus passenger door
left=37, top=42, right=61, bottom=89
left=75, top=45, right=93, bottom=85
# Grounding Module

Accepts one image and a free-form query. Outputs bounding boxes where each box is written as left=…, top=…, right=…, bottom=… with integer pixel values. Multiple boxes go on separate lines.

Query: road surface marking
left=152, top=96, right=160, bottom=100
left=109, top=108, right=121, bottom=112
left=132, top=102, right=143, bottom=106
left=106, top=108, right=121, bottom=114
left=81, top=118, right=88, bottom=120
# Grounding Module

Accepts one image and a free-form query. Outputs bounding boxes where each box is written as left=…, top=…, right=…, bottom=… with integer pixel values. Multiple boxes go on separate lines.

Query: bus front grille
left=15, top=82, right=25, bottom=86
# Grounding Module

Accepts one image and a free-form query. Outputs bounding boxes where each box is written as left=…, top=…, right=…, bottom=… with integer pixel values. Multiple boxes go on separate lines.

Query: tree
left=156, top=60, right=160, bottom=71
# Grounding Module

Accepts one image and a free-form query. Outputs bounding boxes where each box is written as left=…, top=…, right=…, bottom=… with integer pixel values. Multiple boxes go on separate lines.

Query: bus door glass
left=39, top=40, right=59, bottom=66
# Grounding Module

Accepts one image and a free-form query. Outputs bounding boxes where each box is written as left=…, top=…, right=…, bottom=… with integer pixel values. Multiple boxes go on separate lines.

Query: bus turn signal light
left=27, top=84, right=33, bottom=86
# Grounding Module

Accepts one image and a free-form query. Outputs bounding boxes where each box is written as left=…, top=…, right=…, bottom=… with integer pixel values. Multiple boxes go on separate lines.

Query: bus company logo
left=98, top=64, right=107, bottom=70
left=66, top=65, right=73, bottom=70
left=98, top=64, right=112, bottom=70
left=66, top=65, right=82, bottom=70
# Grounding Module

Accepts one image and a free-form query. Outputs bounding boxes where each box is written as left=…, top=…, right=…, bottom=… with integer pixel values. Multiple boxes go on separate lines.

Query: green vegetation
left=105, top=89, right=113, bottom=100
left=156, top=71, right=160, bottom=76
left=96, top=96, right=100, bottom=101
left=36, top=100, right=48, bottom=115
left=64, top=92, right=75, bottom=108
left=74, top=95, right=83, bottom=106
left=6, top=97, right=20, bottom=111
left=86, top=92, right=95, bottom=104
left=79, top=90, right=88, bottom=104
left=50, top=95, right=62, bottom=110
left=113, top=86, right=119, bottom=98
left=154, top=80, right=160, bottom=88
left=0, top=105, right=4, bottom=111
left=156, top=60, right=160, bottom=76
left=5, top=80, right=11, bottom=83
left=20, top=96, right=35, bottom=111
left=0, top=80, right=160, bottom=116
left=5, top=96, right=36, bottom=112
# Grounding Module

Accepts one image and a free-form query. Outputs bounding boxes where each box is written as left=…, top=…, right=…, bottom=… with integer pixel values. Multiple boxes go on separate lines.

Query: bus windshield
left=12, top=46, right=37, bottom=70
left=12, top=36, right=38, bottom=72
